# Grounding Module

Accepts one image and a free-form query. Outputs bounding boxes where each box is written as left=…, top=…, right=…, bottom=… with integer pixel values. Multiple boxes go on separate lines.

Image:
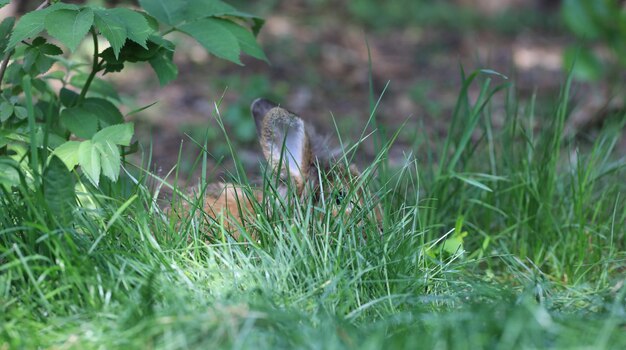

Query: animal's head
left=251, top=98, right=366, bottom=215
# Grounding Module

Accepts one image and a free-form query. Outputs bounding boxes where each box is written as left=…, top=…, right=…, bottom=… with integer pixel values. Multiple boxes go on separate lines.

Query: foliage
left=1, top=69, right=625, bottom=348
left=561, top=0, right=626, bottom=80
left=0, top=0, right=265, bottom=205
left=1, top=1, right=625, bottom=348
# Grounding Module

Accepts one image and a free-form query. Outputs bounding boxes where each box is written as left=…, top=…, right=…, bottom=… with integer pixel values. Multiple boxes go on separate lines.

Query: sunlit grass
left=1, top=70, right=625, bottom=349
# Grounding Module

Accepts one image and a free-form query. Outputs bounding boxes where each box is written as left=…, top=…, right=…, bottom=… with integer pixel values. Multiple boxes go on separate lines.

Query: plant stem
left=23, top=75, right=39, bottom=183
left=0, top=50, right=12, bottom=93
left=161, top=28, right=176, bottom=36
left=76, top=29, right=99, bottom=106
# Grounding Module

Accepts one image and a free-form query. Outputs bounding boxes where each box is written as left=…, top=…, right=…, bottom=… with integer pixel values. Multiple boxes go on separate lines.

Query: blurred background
left=3, top=0, right=625, bottom=177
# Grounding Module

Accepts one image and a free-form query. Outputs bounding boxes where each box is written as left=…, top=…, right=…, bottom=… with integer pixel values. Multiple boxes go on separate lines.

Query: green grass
left=1, top=71, right=625, bottom=349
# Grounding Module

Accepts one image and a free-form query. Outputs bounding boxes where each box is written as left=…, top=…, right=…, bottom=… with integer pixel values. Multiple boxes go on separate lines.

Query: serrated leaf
left=23, top=43, right=56, bottom=75
left=52, top=141, right=81, bottom=170
left=218, top=19, right=267, bottom=62
left=44, top=155, right=76, bottom=225
left=94, top=8, right=127, bottom=58
left=95, top=140, right=120, bottom=182
left=138, top=0, right=186, bottom=26
left=45, top=8, right=94, bottom=52
left=110, top=8, right=152, bottom=48
left=0, top=102, right=13, bottom=122
left=149, top=47, right=178, bottom=86
left=7, top=3, right=80, bottom=51
left=178, top=18, right=241, bottom=64
left=78, top=140, right=100, bottom=186
left=7, top=7, right=50, bottom=50
left=93, top=123, right=134, bottom=146
left=83, top=98, right=124, bottom=127
left=99, top=47, right=125, bottom=73
left=147, top=34, right=175, bottom=50
left=142, top=12, right=159, bottom=32
left=60, top=106, right=99, bottom=139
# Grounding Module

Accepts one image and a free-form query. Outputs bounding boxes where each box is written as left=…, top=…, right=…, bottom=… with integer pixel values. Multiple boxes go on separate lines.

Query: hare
left=179, top=98, right=375, bottom=238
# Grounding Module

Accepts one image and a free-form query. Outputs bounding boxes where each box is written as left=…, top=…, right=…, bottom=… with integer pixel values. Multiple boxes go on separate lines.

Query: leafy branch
left=0, top=0, right=266, bottom=190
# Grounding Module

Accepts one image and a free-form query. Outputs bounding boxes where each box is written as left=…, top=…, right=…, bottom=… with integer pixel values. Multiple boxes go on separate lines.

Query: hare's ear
left=251, top=99, right=311, bottom=191
left=251, top=98, right=277, bottom=136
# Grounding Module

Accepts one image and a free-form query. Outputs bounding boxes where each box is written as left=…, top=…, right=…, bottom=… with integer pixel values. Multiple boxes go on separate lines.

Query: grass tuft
left=1, top=70, right=625, bottom=349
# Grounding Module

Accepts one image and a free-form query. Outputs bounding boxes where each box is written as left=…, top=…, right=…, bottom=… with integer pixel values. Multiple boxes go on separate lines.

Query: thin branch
left=76, top=29, right=100, bottom=106
left=0, top=0, right=51, bottom=92
left=0, top=51, right=11, bottom=92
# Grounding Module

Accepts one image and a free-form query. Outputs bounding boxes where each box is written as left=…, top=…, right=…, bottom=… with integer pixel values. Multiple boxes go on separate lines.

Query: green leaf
left=442, top=216, right=467, bottom=255
left=23, top=38, right=59, bottom=75
left=60, top=88, right=80, bottom=107
left=178, top=18, right=241, bottom=64
left=561, top=0, right=601, bottom=39
left=0, top=17, right=15, bottom=53
left=149, top=47, right=178, bottom=86
left=70, top=74, right=121, bottom=101
left=563, top=46, right=603, bottom=81
left=0, top=0, right=9, bottom=9
left=183, top=0, right=264, bottom=34
left=218, top=19, right=267, bottom=62
left=95, top=140, right=121, bottom=182
left=442, top=232, right=467, bottom=255
left=0, top=102, right=13, bottom=122
left=44, top=155, right=76, bottom=225
left=78, top=140, right=100, bottom=186
left=83, top=98, right=124, bottom=127
left=0, top=161, right=20, bottom=189
left=41, top=43, right=63, bottom=55
left=94, top=8, right=128, bottom=58
left=7, top=6, right=52, bottom=49
left=60, top=106, right=99, bottom=139
left=7, top=3, right=80, bottom=50
left=36, top=129, right=66, bottom=149
left=45, top=8, right=94, bottom=52
left=110, top=8, right=152, bottom=48
left=52, top=141, right=81, bottom=170
left=138, top=0, right=186, bottom=26
left=184, top=0, right=237, bottom=21
left=13, top=106, right=27, bottom=120
left=93, top=123, right=134, bottom=146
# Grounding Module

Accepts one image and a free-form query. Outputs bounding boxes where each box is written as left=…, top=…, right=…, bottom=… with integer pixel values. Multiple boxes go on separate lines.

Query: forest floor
left=108, top=1, right=623, bottom=182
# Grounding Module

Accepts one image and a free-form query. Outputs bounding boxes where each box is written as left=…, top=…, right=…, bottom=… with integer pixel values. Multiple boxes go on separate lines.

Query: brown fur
left=175, top=98, right=377, bottom=240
